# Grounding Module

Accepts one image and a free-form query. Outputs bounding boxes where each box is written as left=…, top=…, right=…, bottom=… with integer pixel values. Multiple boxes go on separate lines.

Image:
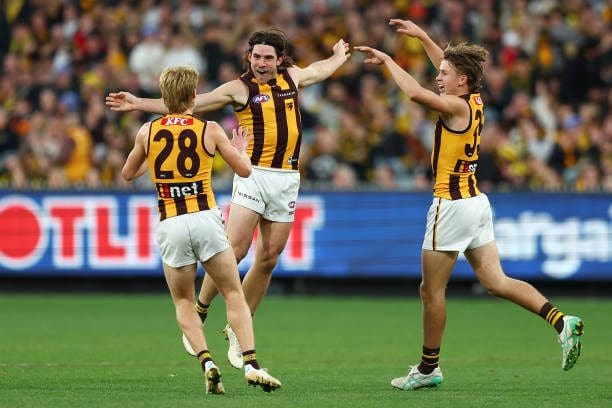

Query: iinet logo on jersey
left=161, top=116, right=194, bottom=126
left=156, top=181, right=203, bottom=198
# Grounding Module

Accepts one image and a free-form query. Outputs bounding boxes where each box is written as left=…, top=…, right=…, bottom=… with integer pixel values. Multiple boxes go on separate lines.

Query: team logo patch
left=454, top=159, right=478, bottom=173
left=156, top=181, right=203, bottom=198
left=252, top=94, right=270, bottom=103
left=161, top=116, right=193, bottom=126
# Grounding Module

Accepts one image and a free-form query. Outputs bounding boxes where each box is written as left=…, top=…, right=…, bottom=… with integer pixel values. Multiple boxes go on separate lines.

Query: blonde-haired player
left=121, top=65, right=281, bottom=394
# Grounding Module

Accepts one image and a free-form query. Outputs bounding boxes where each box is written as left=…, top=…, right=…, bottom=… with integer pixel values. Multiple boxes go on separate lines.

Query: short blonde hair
left=159, top=65, right=199, bottom=113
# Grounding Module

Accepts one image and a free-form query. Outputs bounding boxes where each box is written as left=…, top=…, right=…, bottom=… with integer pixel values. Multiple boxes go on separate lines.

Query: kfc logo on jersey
left=161, top=116, right=194, bottom=126
left=252, top=94, right=270, bottom=103
left=473, top=95, right=483, bottom=105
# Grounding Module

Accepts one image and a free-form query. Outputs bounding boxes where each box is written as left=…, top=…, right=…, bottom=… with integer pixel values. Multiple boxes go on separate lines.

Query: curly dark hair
left=243, top=28, right=295, bottom=72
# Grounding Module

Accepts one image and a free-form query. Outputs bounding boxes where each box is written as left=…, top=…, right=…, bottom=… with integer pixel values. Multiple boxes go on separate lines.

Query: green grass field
left=0, top=294, right=610, bottom=407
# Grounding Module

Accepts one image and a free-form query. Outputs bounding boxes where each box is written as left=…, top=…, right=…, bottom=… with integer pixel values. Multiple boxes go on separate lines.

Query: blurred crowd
left=0, top=0, right=610, bottom=192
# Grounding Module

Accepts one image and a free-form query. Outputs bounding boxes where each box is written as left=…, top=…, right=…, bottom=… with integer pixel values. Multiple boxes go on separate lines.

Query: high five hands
left=105, top=91, right=137, bottom=112
left=354, top=18, right=426, bottom=65
left=388, top=18, right=427, bottom=39
left=353, top=46, right=389, bottom=65
left=333, top=38, right=351, bottom=61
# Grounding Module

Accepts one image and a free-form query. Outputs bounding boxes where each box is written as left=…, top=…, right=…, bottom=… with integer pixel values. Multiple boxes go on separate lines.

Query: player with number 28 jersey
left=148, top=115, right=216, bottom=221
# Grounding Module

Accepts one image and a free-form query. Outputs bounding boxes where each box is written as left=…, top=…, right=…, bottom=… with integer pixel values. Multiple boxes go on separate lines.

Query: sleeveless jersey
left=431, top=93, right=484, bottom=200
left=147, top=114, right=216, bottom=220
left=235, top=71, right=302, bottom=170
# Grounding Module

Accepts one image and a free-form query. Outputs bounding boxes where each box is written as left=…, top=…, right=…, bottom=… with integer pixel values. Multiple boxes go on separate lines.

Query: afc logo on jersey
left=161, top=116, right=194, bottom=126
left=473, top=95, right=483, bottom=105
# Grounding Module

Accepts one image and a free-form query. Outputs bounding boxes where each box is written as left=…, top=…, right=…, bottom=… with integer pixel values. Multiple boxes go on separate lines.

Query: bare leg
left=241, top=219, right=292, bottom=313
left=420, top=249, right=458, bottom=348
left=203, top=247, right=254, bottom=351
left=198, top=204, right=260, bottom=306
left=163, top=263, right=209, bottom=353
left=204, top=246, right=283, bottom=390
left=199, top=273, right=219, bottom=306
left=465, top=241, right=548, bottom=313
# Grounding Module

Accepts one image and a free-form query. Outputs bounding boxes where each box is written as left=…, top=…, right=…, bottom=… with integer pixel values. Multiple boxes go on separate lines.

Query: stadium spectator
left=337, top=110, right=376, bottom=181
left=0, top=106, right=22, bottom=186
left=128, top=26, right=166, bottom=97
left=355, top=17, right=584, bottom=391
left=0, top=0, right=609, bottom=192
left=120, top=64, right=281, bottom=394
left=160, top=28, right=206, bottom=75
left=304, top=125, right=343, bottom=183
left=547, top=112, right=584, bottom=185
left=331, top=162, right=359, bottom=190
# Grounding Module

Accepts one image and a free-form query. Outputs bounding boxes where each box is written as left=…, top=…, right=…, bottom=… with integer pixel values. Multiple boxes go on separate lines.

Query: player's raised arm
left=107, top=80, right=247, bottom=115
left=207, top=122, right=252, bottom=178
left=389, top=18, right=444, bottom=70
left=354, top=45, right=460, bottom=115
left=291, top=38, right=350, bottom=88
left=193, top=79, right=247, bottom=113
left=121, top=122, right=150, bottom=181
left=106, top=92, right=168, bottom=114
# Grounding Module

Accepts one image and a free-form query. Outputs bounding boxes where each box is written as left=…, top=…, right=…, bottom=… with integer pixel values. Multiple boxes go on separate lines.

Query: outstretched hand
left=389, top=18, right=426, bottom=38
left=105, top=91, right=138, bottom=112
left=332, top=38, right=351, bottom=61
left=353, top=46, right=389, bottom=65
left=231, top=126, right=251, bottom=152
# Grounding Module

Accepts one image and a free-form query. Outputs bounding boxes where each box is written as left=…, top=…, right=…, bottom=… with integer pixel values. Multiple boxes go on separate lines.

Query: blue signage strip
left=0, top=191, right=609, bottom=280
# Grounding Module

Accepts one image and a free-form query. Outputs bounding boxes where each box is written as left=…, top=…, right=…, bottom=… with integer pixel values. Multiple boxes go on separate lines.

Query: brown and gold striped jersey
left=235, top=71, right=302, bottom=171
left=147, top=114, right=216, bottom=220
left=431, top=93, right=484, bottom=200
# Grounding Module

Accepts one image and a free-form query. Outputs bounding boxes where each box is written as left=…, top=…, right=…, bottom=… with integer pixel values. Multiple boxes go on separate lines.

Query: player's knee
left=232, top=242, right=250, bottom=263
left=222, top=287, right=246, bottom=305
left=256, top=246, right=283, bottom=272
left=257, top=256, right=278, bottom=274
left=419, top=281, right=442, bottom=303
left=419, top=281, right=426, bottom=298
left=480, top=276, right=508, bottom=298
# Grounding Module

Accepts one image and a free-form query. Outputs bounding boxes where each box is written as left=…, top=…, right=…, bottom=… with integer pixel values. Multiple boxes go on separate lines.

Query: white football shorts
left=156, top=208, right=229, bottom=268
left=231, top=166, right=300, bottom=222
left=422, top=194, right=494, bottom=252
